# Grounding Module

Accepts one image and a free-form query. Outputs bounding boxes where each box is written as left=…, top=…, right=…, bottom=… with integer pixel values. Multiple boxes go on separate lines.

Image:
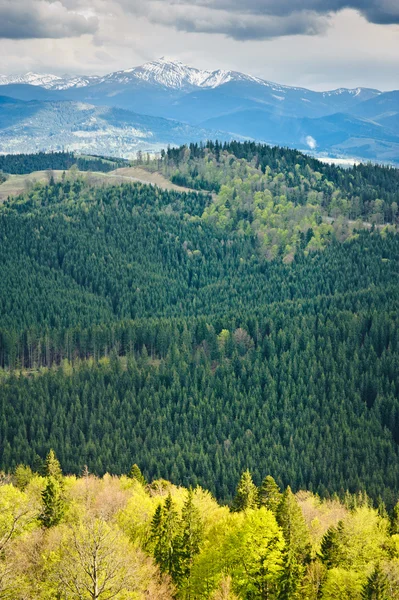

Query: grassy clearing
left=0, top=166, right=193, bottom=202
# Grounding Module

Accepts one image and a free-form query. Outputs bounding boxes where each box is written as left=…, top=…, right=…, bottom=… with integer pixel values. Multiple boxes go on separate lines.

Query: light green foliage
left=321, top=568, right=363, bottom=600
left=333, top=507, right=389, bottom=571
left=0, top=485, right=37, bottom=551
left=14, top=464, right=34, bottom=491
left=0, top=473, right=398, bottom=600
left=44, top=449, right=63, bottom=481
left=225, top=507, right=285, bottom=600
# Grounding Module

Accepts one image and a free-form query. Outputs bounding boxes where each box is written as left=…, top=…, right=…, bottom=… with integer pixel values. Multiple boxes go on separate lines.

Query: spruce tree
left=259, top=475, right=282, bottom=514
left=180, top=489, right=203, bottom=592
left=276, top=486, right=311, bottom=563
left=320, top=523, right=344, bottom=569
left=361, top=564, right=389, bottom=600
left=44, top=449, right=62, bottom=480
left=276, top=486, right=311, bottom=600
left=150, top=494, right=182, bottom=584
left=390, top=501, right=399, bottom=535
left=231, top=470, right=258, bottom=512
left=40, top=476, right=66, bottom=528
left=128, top=463, right=147, bottom=486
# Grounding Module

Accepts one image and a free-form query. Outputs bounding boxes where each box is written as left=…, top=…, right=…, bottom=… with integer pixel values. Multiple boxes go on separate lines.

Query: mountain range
left=0, top=58, right=398, bottom=162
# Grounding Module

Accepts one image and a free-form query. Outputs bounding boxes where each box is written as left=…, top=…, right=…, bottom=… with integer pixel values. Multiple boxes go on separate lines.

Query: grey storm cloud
left=0, top=0, right=98, bottom=39
left=119, top=0, right=399, bottom=40
left=1, top=0, right=398, bottom=42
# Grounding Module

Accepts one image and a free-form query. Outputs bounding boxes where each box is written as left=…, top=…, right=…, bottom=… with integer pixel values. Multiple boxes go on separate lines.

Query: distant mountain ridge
left=0, top=58, right=397, bottom=163
left=0, top=57, right=383, bottom=96
left=0, top=95, right=240, bottom=157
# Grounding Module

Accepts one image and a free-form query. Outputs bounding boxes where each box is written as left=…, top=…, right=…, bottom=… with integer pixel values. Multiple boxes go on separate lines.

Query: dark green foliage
left=40, top=476, right=65, bottom=528
left=277, top=487, right=311, bottom=564
left=0, top=151, right=126, bottom=175
left=320, top=523, right=344, bottom=569
left=128, top=464, right=147, bottom=486
left=276, top=487, right=312, bottom=599
left=0, top=149, right=398, bottom=504
left=259, top=476, right=282, bottom=514
left=151, top=493, right=182, bottom=584
left=231, top=470, right=259, bottom=512
left=180, top=489, right=203, bottom=590
left=362, top=564, right=389, bottom=600
left=390, top=502, right=399, bottom=535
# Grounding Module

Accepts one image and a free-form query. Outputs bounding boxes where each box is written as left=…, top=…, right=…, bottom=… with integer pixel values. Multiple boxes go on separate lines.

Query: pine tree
left=231, top=470, right=258, bottom=512
left=40, top=476, right=66, bottom=528
left=44, top=449, right=62, bottom=481
left=128, top=463, right=147, bottom=486
left=361, top=564, right=389, bottom=600
left=259, top=475, right=282, bottom=514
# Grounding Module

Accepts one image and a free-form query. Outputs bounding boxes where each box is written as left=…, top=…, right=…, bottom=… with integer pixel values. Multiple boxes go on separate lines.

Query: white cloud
left=306, top=135, right=317, bottom=150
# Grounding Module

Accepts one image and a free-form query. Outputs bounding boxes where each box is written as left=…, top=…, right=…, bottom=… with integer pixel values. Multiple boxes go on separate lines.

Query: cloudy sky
left=0, top=0, right=398, bottom=90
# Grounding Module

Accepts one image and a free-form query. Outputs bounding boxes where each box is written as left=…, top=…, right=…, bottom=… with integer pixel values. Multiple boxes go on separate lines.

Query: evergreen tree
left=259, top=476, right=282, bottom=514
left=278, top=555, right=304, bottom=600
left=276, top=487, right=311, bottom=600
left=276, top=487, right=311, bottom=563
left=180, top=489, right=203, bottom=595
left=390, top=501, right=399, bottom=535
left=40, top=476, right=66, bottom=528
left=231, top=470, right=258, bottom=512
left=151, top=493, right=182, bottom=584
left=320, top=523, right=344, bottom=569
left=128, top=463, right=147, bottom=486
left=361, top=564, right=389, bottom=600
left=44, top=449, right=62, bottom=481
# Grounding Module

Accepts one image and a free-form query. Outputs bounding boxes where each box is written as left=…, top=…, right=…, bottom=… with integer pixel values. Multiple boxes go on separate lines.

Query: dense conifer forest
left=0, top=145, right=399, bottom=509
left=1, top=452, right=399, bottom=600
left=0, top=151, right=126, bottom=175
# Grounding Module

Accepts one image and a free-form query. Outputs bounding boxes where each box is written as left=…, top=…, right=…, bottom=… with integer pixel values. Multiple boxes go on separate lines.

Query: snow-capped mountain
left=107, top=57, right=271, bottom=90
left=0, top=58, right=381, bottom=96
left=0, top=58, right=396, bottom=163
left=0, top=72, right=98, bottom=90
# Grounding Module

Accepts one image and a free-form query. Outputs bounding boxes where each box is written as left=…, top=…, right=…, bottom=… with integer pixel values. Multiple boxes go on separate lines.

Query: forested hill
left=0, top=151, right=127, bottom=175
left=147, top=141, right=399, bottom=259
left=0, top=148, right=399, bottom=506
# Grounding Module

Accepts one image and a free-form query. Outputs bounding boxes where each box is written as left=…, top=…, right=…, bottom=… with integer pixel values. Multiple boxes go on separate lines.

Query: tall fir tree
left=128, top=463, right=147, bottom=486
left=151, top=493, right=182, bottom=585
left=259, top=475, right=282, bottom=514
left=231, top=470, right=258, bottom=512
left=180, top=489, right=203, bottom=597
left=44, top=449, right=62, bottom=481
left=276, top=487, right=312, bottom=600
left=361, top=564, right=389, bottom=600
left=40, top=476, right=66, bottom=528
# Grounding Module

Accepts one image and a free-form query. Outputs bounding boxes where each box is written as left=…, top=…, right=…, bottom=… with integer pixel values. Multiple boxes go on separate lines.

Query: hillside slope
left=0, top=147, right=399, bottom=504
